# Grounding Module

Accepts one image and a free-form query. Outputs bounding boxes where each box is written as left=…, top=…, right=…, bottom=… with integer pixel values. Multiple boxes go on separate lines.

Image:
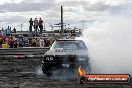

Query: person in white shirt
left=39, top=38, right=45, bottom=47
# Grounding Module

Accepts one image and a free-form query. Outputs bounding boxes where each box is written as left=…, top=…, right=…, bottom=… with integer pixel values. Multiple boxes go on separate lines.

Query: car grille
left=44, top=55, right=77, bottom=64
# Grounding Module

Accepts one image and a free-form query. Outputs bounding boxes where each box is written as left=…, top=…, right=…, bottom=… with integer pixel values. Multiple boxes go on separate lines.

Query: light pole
left=61, top=6, right=64, bottom=36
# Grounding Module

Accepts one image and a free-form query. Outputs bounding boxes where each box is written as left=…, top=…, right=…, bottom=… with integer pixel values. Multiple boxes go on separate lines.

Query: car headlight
left=45, top=57, right=54, bottom=61
left=78, top=58, right=87, bottom=61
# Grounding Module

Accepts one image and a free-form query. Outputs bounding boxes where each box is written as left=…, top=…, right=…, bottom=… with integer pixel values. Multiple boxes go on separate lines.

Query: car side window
left=77, top=41, right=87, bottom=49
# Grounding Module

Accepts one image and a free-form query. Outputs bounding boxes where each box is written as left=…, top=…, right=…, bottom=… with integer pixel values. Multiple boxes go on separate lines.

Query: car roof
left=56, top=39, right=83, bottom=42
left=56, top=37, right=84, bottom=41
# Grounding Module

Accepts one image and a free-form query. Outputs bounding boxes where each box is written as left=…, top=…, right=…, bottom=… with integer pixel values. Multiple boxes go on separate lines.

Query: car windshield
left=53, top=40, right=87, bottom=50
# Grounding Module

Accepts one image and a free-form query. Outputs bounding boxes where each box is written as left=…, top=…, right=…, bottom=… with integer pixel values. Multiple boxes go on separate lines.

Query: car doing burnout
left=42, top=38, right=91, bottom=76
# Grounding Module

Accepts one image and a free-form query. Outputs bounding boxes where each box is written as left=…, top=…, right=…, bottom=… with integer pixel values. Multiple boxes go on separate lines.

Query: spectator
left=2, top=37, right=5, bottom=43
left=2, top=42, right=9, bottom=48
left=44, top=38, right=50, bottom=47
left=38, top=18, right=43, bottom=34
left=12, top=28, right=16, bottom=33
left=13, top=40, right=18, bottom=48
left=24, top=38, right=29, bottom=47
left=28, top=38, right=32, bottom=47
left=5, top=27, right=8, bottom=36
left=32, top=38, right=36, bottom=47
left=10, top=27, right=11, bottom=35
left=36, top=38, right=40, bottom=47
left=0, top=26, right=56, bottom=48
left=12, top=28, right=17, bottom=36
left=0, top=34, right=3, bottom=48
left=5, top=26, right=11, bottom=36
left=34, top=18, right=38, bottom=36
left=44, top=38, right=47, bottom=47
left=8, top=36, right=14, bottom=48
left=40, top=38, right=45, bottom=47
left=5, top=36, right=9, bottom=43
left=1, top=28, right=5, bottom=36
left=29, top=18, right=33, bottom=32
left=18, top=35, right=24, bottom=47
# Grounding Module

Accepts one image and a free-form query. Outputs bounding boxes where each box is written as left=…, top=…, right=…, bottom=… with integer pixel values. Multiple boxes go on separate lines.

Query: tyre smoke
left=35, top=65, right=44, bottom=78
left=83, top=8, right=132, bottom=75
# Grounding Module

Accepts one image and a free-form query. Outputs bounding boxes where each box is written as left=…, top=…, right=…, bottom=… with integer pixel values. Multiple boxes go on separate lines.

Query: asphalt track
left=0, top=58, right=132, bottom=88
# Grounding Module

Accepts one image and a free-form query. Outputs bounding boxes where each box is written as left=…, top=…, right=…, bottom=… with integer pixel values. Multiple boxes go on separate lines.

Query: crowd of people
left=0, top=33, right=54, bottom=48
left=0, top=17, right=54, bottom=48
left=29, top=18, right=43, bottom=36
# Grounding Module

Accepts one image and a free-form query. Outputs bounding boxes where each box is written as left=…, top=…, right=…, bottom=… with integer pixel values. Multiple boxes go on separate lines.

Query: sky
left=0, top=0, right=132, bottom=31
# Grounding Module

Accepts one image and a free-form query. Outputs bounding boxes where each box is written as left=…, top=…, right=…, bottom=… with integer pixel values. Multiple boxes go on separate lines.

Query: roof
left=56, top=37, right=84, bottom=41
left=57, top=38, right=75, bottom=41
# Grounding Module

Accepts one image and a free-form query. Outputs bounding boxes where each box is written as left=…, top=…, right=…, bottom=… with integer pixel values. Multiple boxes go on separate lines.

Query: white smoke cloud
left=84, top=5, right=132, bottom=75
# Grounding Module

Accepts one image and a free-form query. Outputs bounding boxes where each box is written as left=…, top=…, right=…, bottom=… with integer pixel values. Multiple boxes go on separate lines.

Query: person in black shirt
left=13, top=40, right=18, bottom=48
left=29, top=18, right=33, bottom=32
left=32, top=38, right=36, bottom=47
left=34, top=18, right=39, bottom=36
left=38, top=18, right=43, bottom=34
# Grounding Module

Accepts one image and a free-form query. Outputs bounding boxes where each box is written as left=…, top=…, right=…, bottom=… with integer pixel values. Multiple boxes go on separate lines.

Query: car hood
left=44, top=49, right=88, bottom=56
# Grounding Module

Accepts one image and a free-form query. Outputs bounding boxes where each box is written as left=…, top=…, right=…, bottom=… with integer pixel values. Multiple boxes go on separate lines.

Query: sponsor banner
left=83, top=74, right=131, bottom=84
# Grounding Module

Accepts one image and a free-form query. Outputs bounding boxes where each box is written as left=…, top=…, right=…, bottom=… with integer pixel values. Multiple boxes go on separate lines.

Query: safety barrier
left=0, top=47, right=50, bottom=58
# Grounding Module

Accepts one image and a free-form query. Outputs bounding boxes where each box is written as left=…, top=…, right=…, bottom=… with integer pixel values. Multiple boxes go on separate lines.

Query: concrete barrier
left=0, top=47, right=50, bottom=58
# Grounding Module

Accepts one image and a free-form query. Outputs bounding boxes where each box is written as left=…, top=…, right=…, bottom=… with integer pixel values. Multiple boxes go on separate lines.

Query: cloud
left=85, top=3, right=109, bottom=11
left=0, top=0, right=56, bottom=13
left=107, top=3, right=132, bottom=17
left=0, top=0, right=132, bottom=31
left=3, top=15, right=27, bottom=22
left=82, top=1, right=116, bottom=11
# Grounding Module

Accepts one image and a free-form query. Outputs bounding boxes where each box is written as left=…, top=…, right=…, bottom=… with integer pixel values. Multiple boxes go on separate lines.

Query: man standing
left=34, top=18, right=38, bottom=36
left=38, top=18, right=43, bottom=34
left=5, top=26, right=11, bottom=36
left=12, top=28, right=16, bottom=33
left=1, top=28, right=4, bottom=36
left=29, top=18, right=33, bottom=32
